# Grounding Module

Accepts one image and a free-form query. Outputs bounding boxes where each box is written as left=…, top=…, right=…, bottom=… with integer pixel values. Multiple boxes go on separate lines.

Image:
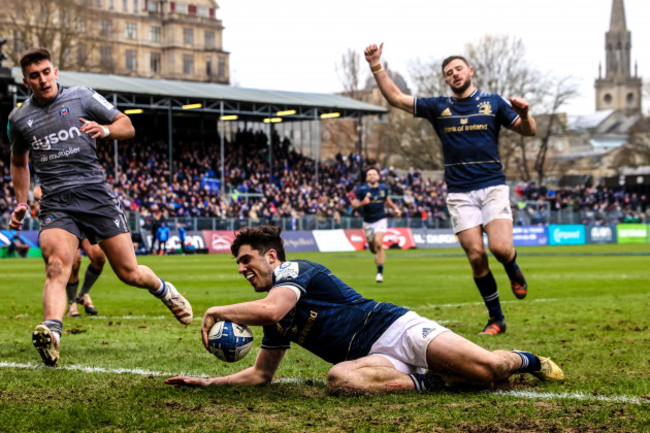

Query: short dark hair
left=364, top=167, right=380, bottom=181
left=441, top=55, right=469, bottom=72
left=231, top=225, right=286, bottom=261
left=20, top=47, right=52, bottom=74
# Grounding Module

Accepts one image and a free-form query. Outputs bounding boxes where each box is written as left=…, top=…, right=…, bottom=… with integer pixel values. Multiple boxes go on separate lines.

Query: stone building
left=0, top=0, right=229, bottom=84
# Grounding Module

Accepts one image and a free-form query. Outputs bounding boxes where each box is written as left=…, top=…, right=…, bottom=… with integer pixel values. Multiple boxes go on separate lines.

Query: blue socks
left=513, top=351, right=541, bottom=373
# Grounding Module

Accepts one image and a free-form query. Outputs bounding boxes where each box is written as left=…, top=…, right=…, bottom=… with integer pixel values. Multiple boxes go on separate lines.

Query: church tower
left=594, top=0, right=642, bottom=114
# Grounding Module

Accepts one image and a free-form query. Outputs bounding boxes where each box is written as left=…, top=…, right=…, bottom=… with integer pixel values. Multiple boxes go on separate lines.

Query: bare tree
left=533, top=76, right=579, bottom=184
left=0, top=0, right=99, bottom=71
left=335, top=49, right=365, bottom=101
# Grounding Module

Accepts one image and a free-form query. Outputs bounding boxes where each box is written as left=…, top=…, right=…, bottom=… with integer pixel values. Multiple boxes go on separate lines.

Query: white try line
left=1, top=362, right=647, bottom=405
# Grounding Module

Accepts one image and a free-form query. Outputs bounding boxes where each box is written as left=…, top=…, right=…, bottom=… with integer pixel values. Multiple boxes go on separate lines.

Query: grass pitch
left=1, top=243, right=649, bottom=432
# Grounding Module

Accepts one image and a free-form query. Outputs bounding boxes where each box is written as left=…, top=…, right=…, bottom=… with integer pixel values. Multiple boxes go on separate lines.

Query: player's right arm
left=164, top=347, right=286, bottom=387
left=364, top=43, right=415, bottom=114
left=9, top=152, right=30, bottom=230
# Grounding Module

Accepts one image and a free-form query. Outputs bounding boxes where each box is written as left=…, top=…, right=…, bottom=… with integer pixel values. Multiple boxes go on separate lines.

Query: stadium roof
left=9, top=67, right=387, bottom=122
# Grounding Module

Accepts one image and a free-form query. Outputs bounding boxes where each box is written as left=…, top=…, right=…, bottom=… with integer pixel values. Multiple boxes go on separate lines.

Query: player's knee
left=44, top=257, right=68, bottom=280
left=114, top=267, right=141, bottom=286
left=475, top=358, right=510, bottom=384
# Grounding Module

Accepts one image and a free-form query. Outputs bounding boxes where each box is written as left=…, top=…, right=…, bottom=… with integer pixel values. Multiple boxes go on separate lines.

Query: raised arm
left=364, top=43, right=415, bottom=114
left=508, top=97, right=536, bottom=136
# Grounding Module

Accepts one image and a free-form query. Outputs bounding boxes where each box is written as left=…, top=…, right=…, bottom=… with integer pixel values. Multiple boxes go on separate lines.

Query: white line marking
left=1, top=362, right=647, bottom=404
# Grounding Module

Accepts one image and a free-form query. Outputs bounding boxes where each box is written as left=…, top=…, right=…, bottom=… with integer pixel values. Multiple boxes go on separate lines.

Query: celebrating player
left=351, top=167, right=401, bottom=283
left=364, top=43, right=533, bottom=335
left=8, top=48, right=193, bottom=367
left=165, top=225, right=563, bottom=393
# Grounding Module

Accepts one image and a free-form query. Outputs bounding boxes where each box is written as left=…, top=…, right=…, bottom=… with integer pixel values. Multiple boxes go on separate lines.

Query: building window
left=147, top=0, right=157, bottom=12
left=150, top=26, right=161, bottom=43
left=109, top=0, right=114, bottom=9
left=77, top=43, right=87, bottom=64
left=96, top=0, right=102, bottom=7
left=188, top=4, right=196, bottom=14
left=100, top=46, right=113, bottom=68
left=126, top=49, right=137, bottom=71
left=183, top=54, right=194, bottom=75
left=183, top=28, right=193, bottom=45
left=133, top=0, right=138, bottom=12
left=125, top=23, right=137, bottom=40
left=150, top=52, right=161, bottom=73
left=77, top=19, right=86, bottom=32
left=218, top=57, right=225, bottom=78
left=204, top=31, right=215, bottom=49
left=197, top=6, right=209, bottom=17
left=604, top=94, right=612, bottom=104
left=206, top=56, right=211, bottom=76
left=123, top=0, right=127, bottom=11
left=100, top=19, right=112, bottom=37
left=13, top=30, right=26, bottom=54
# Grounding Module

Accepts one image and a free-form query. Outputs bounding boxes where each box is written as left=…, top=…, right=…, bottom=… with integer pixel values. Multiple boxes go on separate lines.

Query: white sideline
left=1, top=362, right=647, bottom=405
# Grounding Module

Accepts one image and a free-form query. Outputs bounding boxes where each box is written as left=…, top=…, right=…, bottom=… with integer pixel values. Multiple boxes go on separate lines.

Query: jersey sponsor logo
left=59, top=106, right=70, bottom=117
left=478, top=101, right=492, bottom=115
left=440, top=108, right=452, bottom=116
left=27, top=119, right=34, bottom=127
left=42, top=216, right=54, bottom=226
left=274, top=261, right=299, bottom=280
left=460, top=118, right=468, bottom=125
left=92, top=91, right=115, bottom=110
left=30, top=126, right=82, bottom=150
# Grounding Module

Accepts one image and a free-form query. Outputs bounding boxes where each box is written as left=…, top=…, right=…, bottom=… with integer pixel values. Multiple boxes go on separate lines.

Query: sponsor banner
left=312, top=229, right=356, bottom=252
left=585, top=225, right=617, bottom=244
left=382, top=227, right=416, bottom=250
left=203, top=230, right=237, bottom=254
left=411, top=229, right=459, bottom=249
left=343, top=229, right=366, bottom=251
left=0, top=230, right=39, bottom=247
left=513, top=226, right=548, bottom=246
left=145, top=231, right=206, bottom=251
left=282, top=231, right=318, bottom=252
left=616, top=224, right=649, bottom=244
left=548, top=225, right=586, bottom=246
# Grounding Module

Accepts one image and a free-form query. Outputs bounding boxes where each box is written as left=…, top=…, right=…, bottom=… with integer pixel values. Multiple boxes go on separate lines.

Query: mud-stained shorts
left=38, top=183, right=130, bottom=244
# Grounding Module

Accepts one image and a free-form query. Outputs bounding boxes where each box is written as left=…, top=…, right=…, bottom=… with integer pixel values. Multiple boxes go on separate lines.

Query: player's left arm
left=200, top=287, right=298, bottom=350
left=385, top=196, right=401, bottom=217
left=79, top=112, right=135, bottom=140
left=165, top=347, right=286, bottom=388
left=508, top=97, right=536, bottom=136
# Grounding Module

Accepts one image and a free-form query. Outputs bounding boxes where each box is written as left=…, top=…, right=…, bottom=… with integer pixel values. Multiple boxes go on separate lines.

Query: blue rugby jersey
left=261, top=260, right=408, bottom=364
left=355, top=183, right=390, bottom=223
left=414, top=89, right=519, bottom=193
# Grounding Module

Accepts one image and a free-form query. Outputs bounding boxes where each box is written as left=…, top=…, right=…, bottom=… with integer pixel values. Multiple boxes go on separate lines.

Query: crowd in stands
left=0, top=129, right=648, bottom=228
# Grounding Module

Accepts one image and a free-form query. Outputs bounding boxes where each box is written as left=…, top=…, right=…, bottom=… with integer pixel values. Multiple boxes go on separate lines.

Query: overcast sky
left=217, top=0, right=649, bottom=116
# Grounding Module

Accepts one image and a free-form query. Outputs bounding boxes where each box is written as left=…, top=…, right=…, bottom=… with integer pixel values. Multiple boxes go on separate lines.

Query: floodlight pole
left=168, top=100, right=173, bottom=185
left=113, top=94, right=118, bottom=184
left=219, top=100, right=225, bottom=198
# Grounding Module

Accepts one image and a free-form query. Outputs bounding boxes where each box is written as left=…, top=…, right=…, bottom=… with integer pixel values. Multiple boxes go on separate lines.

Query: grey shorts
left=38, top=183, right=130, bottom=244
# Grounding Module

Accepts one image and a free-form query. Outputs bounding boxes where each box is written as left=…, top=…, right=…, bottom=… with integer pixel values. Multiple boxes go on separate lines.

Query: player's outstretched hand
left=165, top=376, right=210, bottom=387
left=364, top=43, right=384, bottom=65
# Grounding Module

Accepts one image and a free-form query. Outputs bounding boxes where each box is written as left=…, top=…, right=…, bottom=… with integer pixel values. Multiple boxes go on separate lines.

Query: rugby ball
left=207, top=320, right=254, bottom=363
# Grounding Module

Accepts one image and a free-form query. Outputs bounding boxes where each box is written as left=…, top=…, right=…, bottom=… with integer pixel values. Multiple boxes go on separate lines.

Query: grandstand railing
left=4, top=208, right=647, bottom=234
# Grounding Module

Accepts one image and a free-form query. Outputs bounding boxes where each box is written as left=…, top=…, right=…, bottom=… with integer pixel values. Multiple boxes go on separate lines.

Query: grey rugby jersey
left=8, top=86, right=119, bottom=195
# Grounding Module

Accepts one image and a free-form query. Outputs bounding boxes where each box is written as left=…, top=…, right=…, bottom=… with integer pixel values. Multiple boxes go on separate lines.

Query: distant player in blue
left=165, top=225, right=563, bottom=393
left=365, top=43, right=534, bottom=335
left=156, top=222, right=170, bottom=255
left=352, top=168, right=401, bottom=283
left=178, top=224, right=187, bottom=255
